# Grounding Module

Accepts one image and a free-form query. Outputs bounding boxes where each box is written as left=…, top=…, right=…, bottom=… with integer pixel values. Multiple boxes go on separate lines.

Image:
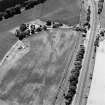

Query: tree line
left=63, top=45, right=85, bottom=105
left=0, top=0, right=47, bottom=21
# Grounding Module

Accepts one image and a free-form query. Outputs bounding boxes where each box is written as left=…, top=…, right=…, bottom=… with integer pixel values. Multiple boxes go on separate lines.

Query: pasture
left=0, top=29, right=78, bottom=105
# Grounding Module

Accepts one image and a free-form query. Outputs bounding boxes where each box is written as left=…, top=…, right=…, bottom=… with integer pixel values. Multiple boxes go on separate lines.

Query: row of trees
left=64, top=45, right=85, bottom=105
left=98, top=0, right=104, bottom=14
left=63, top=5, right=91, bottom=104
left=0, top=0, right=28, bottom=12
left=0, top=0, right=47, bottom=21
left=86, top=6, right=91, bottom=23
left=0, top=5, right=21, bottom=20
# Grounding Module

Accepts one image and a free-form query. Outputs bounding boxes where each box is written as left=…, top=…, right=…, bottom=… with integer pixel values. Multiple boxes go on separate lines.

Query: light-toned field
left=0, top=29, right=78, bottom=105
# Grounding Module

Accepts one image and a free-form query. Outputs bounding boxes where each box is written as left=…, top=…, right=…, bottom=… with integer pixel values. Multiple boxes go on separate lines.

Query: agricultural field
left=0, top=0, right=81, bottom=62
left=0, top=29, right=79, bottom=105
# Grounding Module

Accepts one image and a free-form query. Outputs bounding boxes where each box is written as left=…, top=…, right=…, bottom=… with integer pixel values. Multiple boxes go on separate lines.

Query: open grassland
left=0, top=29, right=78, bottom=105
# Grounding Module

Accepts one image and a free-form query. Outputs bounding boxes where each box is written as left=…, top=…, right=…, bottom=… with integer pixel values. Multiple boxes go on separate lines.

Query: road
left=72, top=0, right=98, bottom=105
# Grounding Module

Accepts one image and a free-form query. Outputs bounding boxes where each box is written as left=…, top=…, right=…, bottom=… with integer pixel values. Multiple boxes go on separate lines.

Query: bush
left=5, top=8, right=14, bottom=17
left=3, top=11, right=10, bottom=19
left=0, top=12, right=3, bottom=21
left=70, top=80, right=78, bottom=86
left=14, top=5, right=21, bottom=14
left=25, top=1, right=35, bottom=10
left=15, top=29, right=26, bottom=40
left=69, top=75, right=78, bottom=82
left=38, top=0, right=47, bottom=3
left=64, top=93, right=73, bottom=100
left=65, top=99, right=72, bottom=105
left=72, top=72, right=80, bottom=77
left=71, top=69, right=80, bottom=73
left=20, top=23, right=27, bottom=32
left=74, top=61, right=82, bottom=66
left=76, top=55, right=83, bottom=60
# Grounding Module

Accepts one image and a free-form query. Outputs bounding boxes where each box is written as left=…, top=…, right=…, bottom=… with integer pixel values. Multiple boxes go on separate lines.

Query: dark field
left=0, top=29, right=78, bottom=105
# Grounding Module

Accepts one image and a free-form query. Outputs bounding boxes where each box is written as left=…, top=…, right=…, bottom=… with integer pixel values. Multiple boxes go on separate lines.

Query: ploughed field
left=0, top=29, right=78, bottom=105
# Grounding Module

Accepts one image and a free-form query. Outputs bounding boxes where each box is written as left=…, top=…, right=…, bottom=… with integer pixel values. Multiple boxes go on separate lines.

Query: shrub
left=20, top=23, right=27, bottom=32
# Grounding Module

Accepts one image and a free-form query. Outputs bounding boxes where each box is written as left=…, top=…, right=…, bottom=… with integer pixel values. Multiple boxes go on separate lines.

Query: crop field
left=0, top=29, right=79, bottom=105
